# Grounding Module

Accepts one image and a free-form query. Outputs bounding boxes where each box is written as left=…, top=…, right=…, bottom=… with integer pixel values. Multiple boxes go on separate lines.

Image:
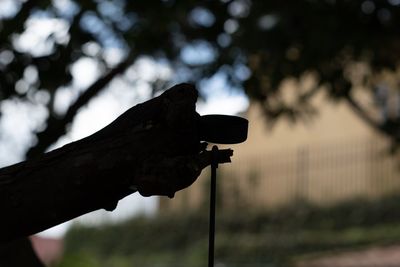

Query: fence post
left=296, top=146, right=309, bottom=201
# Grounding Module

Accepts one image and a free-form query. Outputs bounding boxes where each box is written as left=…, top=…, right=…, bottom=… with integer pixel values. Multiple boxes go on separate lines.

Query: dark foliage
left=1, top=0, right=400, bottom=157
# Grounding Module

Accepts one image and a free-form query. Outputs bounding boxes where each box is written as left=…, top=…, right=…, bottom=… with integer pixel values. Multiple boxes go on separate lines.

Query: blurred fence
left=161, top=137, right=400, bottom=212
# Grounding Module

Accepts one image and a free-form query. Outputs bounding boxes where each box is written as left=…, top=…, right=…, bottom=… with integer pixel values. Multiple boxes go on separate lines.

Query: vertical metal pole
left=208, top=145, right=218, bottom=267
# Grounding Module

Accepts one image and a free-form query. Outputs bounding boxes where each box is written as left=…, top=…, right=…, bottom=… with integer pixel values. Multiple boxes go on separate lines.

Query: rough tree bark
left=0, top=83, right=233, bottom=243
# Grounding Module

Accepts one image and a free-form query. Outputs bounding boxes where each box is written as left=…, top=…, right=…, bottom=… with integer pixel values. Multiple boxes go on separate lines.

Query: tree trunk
left=0, top=83, right=232, bottom=243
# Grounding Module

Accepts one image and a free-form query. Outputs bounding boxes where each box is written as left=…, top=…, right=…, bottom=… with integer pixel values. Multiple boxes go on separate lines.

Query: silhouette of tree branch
left=345, top=93, right=383, bottom=137
left=26, top=54, right=137, bottom=159
left=0, top=0, right=36, bottom=42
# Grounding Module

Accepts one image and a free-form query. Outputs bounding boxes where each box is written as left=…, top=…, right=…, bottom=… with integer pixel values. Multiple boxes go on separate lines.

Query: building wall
left=159, top=91, right=400, bottom=213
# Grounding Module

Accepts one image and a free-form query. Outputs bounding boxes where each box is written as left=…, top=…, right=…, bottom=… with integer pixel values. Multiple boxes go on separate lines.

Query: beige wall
left=236, top=90, right=375, bottom=158
left=159, top=91, right=400, bottom=214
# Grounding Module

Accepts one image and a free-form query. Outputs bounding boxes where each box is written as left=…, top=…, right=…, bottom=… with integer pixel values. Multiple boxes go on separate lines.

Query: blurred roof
left=30, top=235, right=63, bottom=267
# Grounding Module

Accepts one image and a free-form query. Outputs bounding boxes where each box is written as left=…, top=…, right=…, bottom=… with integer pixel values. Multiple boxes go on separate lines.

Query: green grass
left=57, top=194, right=400, bottom=267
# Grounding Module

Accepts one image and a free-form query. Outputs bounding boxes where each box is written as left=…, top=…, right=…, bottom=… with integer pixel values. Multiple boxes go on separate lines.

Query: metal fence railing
left=161, top=137, right=400, bottom=212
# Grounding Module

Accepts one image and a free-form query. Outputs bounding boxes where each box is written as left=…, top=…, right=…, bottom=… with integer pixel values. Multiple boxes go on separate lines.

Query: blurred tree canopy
left=1, top=0, right=400, bottom=158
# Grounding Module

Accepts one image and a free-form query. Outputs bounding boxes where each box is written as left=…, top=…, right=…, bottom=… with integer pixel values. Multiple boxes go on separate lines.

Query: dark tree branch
left=299, top=83, right=321, bottom=103
left=345, top=92, right=400, bottom=150
left=0, top=84, right=233, bottom=243
left=0, top=0, right=37, bottom=41
left=345, top=93, right=384, bottom=136
left=26, top=54, right=137, bottom=159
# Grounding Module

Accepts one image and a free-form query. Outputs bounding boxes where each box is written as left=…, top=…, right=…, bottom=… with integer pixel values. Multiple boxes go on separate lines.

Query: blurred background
left=1, top=0, right=400, bottom=266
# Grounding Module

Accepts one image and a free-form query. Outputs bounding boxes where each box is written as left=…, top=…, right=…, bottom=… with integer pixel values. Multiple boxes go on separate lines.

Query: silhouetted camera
left=199, top=115, right=248, bottom=144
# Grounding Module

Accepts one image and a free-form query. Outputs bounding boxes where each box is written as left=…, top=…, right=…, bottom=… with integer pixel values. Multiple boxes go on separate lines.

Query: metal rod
left=208, top=145, right=218, bottom=267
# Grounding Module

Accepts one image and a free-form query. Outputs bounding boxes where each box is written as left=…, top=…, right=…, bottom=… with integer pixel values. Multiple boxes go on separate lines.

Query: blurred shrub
left=58, top=193, right=400, bottom=267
